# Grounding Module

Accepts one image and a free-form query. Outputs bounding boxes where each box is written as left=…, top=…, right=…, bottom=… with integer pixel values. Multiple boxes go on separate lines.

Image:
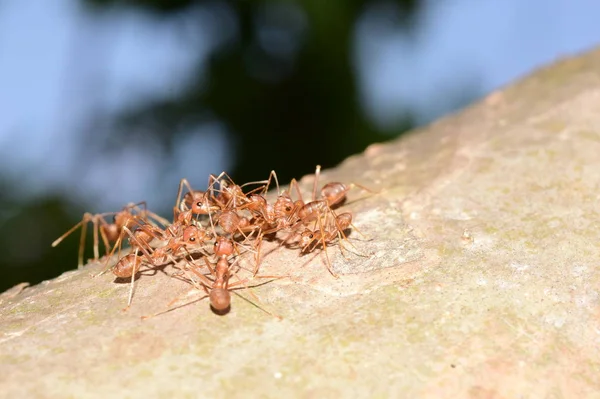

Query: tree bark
left=2, top=48, right=600, bottom=398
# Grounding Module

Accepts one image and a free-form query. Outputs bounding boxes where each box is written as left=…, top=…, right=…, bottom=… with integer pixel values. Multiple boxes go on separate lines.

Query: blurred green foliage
left=85, top=0, right=418, bottom=184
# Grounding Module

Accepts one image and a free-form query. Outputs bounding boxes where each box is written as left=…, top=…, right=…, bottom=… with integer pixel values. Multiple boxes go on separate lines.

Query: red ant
left=70, top=165, right=373, bottom=317
left=274, top=166, right=372, bottom=277
left=314, top=165, right=377, bottom=209
left=52, top=202, right=168, bottom=268
left=141, top=234, right=283, bottom=319
left=106, top=221, right=212, bottom=310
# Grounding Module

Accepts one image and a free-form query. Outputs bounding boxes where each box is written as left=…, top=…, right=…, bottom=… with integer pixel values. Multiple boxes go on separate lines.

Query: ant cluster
left=52, top=166, right=369, bottom=316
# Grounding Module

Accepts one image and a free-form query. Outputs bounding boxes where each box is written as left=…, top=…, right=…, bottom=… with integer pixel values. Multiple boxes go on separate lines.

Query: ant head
left=274, top=195, right=294, bottom=217
left=191, top=199, right=209, bottom=214
left=300, top=229, right=315, bottom=246
left=337, top=212, right=352, bottom=229
left=214, top=236, right=234, bottom=257
left=183, top=225, right=199, bottom=243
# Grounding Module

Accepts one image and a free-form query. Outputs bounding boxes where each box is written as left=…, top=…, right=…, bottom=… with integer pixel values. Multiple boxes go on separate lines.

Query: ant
left=200, top=236, right=237, bottom=313
left=314, top=165, right=377, bottom=209
left=67, top=165, right=373, bottom=317
left=106, top=221, right=212, bottom=310
left=142, top=231, right=283, bottom=319
left=276, top=166, right=372, bottom=277
left=52, top=202, right=168, bottom=268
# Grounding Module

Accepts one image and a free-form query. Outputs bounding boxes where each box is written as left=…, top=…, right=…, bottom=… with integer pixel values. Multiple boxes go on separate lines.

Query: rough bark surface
left=3, top=48, right=600, bottom=398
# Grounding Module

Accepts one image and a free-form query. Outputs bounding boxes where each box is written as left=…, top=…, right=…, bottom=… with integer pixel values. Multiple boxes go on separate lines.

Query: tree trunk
left=3, top=48, right=600, bottom=398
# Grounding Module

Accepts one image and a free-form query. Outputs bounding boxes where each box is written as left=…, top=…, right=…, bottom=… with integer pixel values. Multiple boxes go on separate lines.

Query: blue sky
left=1, top=0, right=599, bottom=211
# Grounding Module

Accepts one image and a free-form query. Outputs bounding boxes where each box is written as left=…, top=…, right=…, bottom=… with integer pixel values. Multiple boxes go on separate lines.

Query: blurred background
left=1, top=0, right=599, bottom=292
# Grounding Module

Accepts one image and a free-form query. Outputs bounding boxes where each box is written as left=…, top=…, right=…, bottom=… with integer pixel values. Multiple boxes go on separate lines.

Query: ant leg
left=129, top=201, right=169, bottom=226
left=205, top=197, right=219, bottom=237
left=122, top=237, right=184, bottom=311
left=123, top=251, right=140, bottom=311
left=179, top=258, right=214, bottom=295
left=351, top=182, right=380, bottom=195
left=312, top=165, right=321, bottom=201
left=241, top=169, right=281, bottom=196
left=316, top=210, right=339, bottom=278
left=97, top=218, right=113, bottom=257
left=252, top=232, right=265, bottom=276
left=142, top=256, right=214, bottom=320
left=94, top=227, right=127, bottom=277
left=232, top=238, right=257, bottom=257
left=125, top=201, right=166, bottom=228
left=264, top=169, right=281, bottom=195
left=52, top=213, right=92, bottom=269
left=217, top=171, right=238, bottom=190
left=174, top=179, right=187, bottom=211
left=289, top=178, right=303, bottom=203
left=149, top=211, right=171, bottom=227
left=95, top=223, right=153, bottom=278
left=316, top=209, right=354, bottom=259
left=174, top=178, right=198, bottom=213
left=200, top=256, right=216, bottom=276
left=91, top=216, right=100, bottom=262
left=207, top=171, right=230, bottom=199
left=329, top=212, right=369, bottom=257
left=126, top=201, right=147, bottom=211
left=78, top=215, right=89, bottom=268
left=321, top=209, right=350, bottom=259
left=141, top=292, right=209, bottom=320
left=121, top=227, right=155, bottom=264
left=319, top=215, right=369, bottom=259
left=51, top=215, right=86, bottom=246
left=226, top=273, right=284, bottom=320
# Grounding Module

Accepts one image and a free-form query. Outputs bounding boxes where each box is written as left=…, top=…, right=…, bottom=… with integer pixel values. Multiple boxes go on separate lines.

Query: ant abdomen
left=112, top=253, right=142, bottom=278
left=210, top=288, right=231, bottom=312
left=336, top=212, right=352, bottom=230
left=218, top=210, right=241, bottom=235
left=100, top=224, right=120, bottom=243
left=320, top=182, right=348, bottom=207
left=298, top=200, right=328, bottom=223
